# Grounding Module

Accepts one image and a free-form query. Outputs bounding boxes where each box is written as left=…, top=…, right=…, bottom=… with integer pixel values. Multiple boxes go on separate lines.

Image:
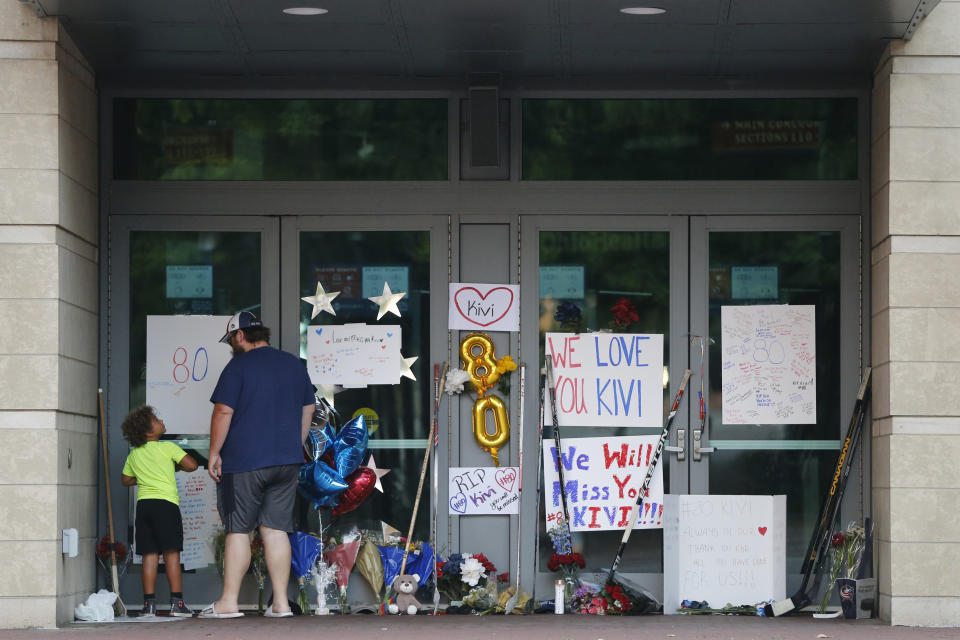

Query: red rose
left=547, top=553, right=561, bottom=572
left=832, top=533, right=846, bottom=548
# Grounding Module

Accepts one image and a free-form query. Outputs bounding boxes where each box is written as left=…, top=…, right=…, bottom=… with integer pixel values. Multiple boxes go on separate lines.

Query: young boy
left=121, top=405, right=199, bottom=617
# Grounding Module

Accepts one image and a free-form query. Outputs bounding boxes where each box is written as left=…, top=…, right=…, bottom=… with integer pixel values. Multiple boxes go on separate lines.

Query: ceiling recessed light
left=282, top=7, right=328, bottom=15
left=620, top=7, right=667, bottom=15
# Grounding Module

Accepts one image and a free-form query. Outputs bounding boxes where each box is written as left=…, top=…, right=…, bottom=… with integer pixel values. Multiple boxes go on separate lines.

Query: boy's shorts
left=217, top=463, right=299, bottom=534
left=134, top=499, right=183, bottom=555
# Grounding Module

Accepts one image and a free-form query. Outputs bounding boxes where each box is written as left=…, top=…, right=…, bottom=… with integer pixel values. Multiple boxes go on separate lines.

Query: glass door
left=280, top=215, right=449, bottom=602
left=520, top=214, right=689, bottom=596
left=108, top=214, right=280, bottom=605
left=688, top=215, right=863, bottom=590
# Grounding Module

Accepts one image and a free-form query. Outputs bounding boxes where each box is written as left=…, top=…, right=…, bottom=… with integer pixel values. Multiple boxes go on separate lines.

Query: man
left=199, top=311, right=315, bottom=619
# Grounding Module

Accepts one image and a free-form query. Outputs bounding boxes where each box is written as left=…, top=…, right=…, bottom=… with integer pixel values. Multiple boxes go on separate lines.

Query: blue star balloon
left=333, top=414, right=368, bottom=479
left=297, top=454, right=348, bottom=507
left=307, top=423, right=336, bottom=461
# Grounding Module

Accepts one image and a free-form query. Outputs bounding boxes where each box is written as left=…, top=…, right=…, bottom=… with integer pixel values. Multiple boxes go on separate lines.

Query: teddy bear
left=388, top=573, right=421, bottom=615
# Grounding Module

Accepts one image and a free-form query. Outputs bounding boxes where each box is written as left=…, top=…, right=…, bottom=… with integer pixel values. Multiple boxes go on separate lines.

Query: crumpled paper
left=74, top=589, right=118, bottom=622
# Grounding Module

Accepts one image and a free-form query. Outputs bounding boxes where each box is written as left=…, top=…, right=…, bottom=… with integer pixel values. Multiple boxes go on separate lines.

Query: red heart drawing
left=758, top=526, right=767, bottom=536
left=454, top=286, right=514, bottom=327
left=494, top=467, right=517, bottom=492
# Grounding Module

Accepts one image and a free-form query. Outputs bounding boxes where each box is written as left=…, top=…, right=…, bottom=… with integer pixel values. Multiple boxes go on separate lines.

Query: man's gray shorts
left=217, top=463, right=300, bottom=533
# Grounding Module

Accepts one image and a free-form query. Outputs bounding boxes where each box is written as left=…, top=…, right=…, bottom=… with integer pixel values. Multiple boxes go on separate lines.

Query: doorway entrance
left=107, top=209, right=863, bottom=604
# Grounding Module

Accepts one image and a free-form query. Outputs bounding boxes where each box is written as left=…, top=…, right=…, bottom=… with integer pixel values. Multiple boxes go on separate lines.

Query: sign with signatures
left=542, top=435, right=664, bottom=532
left=134, top=468, right=221, bottom=571
left=720, top=305, right=816, bottom=425
left=306, top=324, right=401, bottom=386
left=448, top=467, right=520, bottom=515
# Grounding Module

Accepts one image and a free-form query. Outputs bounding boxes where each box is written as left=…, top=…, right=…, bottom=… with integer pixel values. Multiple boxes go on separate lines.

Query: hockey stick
left=401, top=363, right=447, bottom=579
left=97, top=389, right=127, bottom=617
left=429, top=363, right=444, bottom=613
left=765, top=367, right=872, bottom=617
left=530, top=367, right=548, bottom=606
left=504, top=363, right=526, bottom=614
left=544, top=359, right=571, bottom=525
left=607, top=369, right=692, bottom=580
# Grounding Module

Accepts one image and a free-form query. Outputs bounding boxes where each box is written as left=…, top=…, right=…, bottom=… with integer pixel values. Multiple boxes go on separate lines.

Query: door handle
left=693, top=429, right=715, bottom=461
left=664, top=428, right=685, bottom=462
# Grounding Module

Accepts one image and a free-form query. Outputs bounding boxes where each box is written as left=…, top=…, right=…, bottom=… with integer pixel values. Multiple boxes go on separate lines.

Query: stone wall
left=0, top=0, right=98, bottom=628
left=871, top=0, right=960, bottom=626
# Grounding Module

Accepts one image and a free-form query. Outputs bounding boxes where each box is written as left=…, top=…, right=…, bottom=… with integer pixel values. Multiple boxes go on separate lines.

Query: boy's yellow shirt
left=121, top=441, right=188, bottom=505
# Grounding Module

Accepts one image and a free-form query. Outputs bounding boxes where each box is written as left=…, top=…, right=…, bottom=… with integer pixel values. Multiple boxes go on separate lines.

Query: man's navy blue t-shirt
left=210, top=346, right=315, bottom=474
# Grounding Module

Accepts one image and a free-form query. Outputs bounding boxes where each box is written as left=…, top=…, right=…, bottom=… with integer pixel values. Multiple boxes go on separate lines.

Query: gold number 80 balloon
left=459, top=332, right=515, bottom=466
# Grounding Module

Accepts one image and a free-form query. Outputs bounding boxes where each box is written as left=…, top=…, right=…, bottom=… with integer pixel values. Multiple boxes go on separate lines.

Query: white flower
left=445, top=369, right=472, bottom=395
left=459, top=556, right=487, bottom=586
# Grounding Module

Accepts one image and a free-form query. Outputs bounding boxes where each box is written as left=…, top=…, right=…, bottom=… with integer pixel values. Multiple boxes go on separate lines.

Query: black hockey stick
left=608, top=369, right=692, bottom=580
left=765, top=366, right=872, bottom=617
left=530, top=366, right=548, bottom=606
left=544, top=358, right=572, bottom=525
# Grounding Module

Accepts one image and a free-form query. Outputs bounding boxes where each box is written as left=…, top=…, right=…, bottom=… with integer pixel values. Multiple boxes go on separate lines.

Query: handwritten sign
left=720, top=305, right=816, bottom=424
left=146, top=315, right=232, bottom=434
left=134, top=468, right=222, bottom=571
left=448, top=283, right=520, bottom=332
left=545, top=333, right=664, bottom=427
left=663, top=494, right=786, bottom=613
left=306, top=324, right=401, bottom=387
left=542, top=436, right=664, bottom=532
left=447, top=467, right=520, bottom=515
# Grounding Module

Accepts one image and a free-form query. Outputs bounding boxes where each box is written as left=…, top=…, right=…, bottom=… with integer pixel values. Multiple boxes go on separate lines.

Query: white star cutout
left=364, top=454, right=391, bottom=493
left=368, top=282, right=406, bottom=320
left=301, top=282, right=340, bottom=318
left=399, top=354, right=418, bottom=381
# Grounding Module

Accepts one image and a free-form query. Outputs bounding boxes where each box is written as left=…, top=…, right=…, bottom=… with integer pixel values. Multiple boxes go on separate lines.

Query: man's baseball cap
left=219, top=311, right=263, bottom=343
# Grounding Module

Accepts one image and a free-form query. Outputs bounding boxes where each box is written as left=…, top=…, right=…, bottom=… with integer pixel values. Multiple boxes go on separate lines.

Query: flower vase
left=563, top=575, right=578, bottom=611
left=257, top=585, right=264, bottom=615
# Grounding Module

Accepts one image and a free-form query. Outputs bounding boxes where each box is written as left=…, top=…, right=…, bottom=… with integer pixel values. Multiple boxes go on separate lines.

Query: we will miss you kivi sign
left=545, top=333, right=664, bottom=428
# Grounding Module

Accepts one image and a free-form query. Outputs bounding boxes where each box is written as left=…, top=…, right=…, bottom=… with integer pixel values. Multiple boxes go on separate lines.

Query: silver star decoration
left=314, top=383, right=344, bottom=409
left=364, top=454, right=391, bottom=493
left=399, top=354, right=418, bottom=381
left=368, top=281, right=406, bottom=320
left=301, top=282, right=340, bottom=318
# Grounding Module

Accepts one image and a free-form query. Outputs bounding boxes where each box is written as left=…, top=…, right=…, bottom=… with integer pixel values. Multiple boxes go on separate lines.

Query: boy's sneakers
left=140, top=599, right=157, bottom=618
left=169, top=599, right=194, bottom=617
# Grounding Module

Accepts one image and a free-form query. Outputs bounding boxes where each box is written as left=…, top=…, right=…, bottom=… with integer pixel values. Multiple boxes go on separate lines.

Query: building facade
left=0, top=0, right=958, bottom=628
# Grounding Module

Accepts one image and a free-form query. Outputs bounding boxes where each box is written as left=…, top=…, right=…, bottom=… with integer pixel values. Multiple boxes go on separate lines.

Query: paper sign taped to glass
left=542, top=435, right=664, bottom=532
left=720, top=305, right=816, bottom=424
left=544, top=332, right=664, bottom=428
left=306, top=324, right=401, bottom=387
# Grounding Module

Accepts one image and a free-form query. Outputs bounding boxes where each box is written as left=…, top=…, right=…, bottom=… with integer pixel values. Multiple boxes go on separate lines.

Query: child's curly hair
left=121, top=405, right=157, bottom=448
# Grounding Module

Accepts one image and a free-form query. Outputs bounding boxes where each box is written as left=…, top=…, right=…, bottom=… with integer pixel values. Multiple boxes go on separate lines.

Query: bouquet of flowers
left=95, top=535, right=131, bottom=580
left=547, top=517, right=583, bottom=601
left=436, top=552, right=497, bottom=604
left=554, top=301, right=584, bottom=333
left=609, top=297, right=639, bottom=331
left=570, top=583, right=634, bottom=615
left=818, top=521, right=869, bottom=613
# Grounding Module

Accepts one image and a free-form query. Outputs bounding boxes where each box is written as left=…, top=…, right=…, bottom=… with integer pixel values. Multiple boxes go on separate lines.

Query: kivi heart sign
left=448, top=283, right=520, bottom=332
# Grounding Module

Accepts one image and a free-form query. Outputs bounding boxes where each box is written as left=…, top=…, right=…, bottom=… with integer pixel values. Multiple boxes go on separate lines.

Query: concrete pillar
left=0, top=0, right=98, bottom=628
left=872, top=0, right=960, bottom=626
